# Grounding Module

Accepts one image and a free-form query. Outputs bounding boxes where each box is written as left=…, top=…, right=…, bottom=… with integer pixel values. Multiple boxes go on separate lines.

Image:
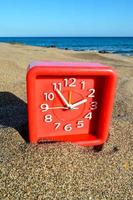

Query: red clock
left=26, top=62, right=117, bottom=146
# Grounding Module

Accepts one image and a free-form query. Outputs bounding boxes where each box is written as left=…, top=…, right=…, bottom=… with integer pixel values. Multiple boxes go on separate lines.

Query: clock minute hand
left=70, top=99, right=87, bottom=109
left=55, top=88, right=70, bottom=108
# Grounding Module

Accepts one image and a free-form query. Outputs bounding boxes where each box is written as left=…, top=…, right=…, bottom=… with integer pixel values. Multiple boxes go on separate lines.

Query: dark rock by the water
left=98, top=50, right=109, bottom=54
left=50, top=45, right=56, bottom=48
left=74, top=49, right=86, bottom=51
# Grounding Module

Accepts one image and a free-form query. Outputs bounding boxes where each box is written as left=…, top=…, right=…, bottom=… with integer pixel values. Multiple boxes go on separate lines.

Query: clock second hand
left=48, top=106, right=78, bottom=110
left=41, top=106, right=78, bottom=112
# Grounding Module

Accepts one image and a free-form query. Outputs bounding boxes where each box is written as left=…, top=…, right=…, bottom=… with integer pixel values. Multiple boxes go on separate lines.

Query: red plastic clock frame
left=26, top=62, right=117, bottom=146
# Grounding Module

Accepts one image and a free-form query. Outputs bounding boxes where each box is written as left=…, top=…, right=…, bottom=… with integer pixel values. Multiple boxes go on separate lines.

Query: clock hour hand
left=70, top=99, right=87, bottom=109
left=55, top=88, right=70, bottom=108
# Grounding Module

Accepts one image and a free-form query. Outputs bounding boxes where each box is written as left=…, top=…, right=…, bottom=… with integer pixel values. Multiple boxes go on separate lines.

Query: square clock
left=26, top=62, right=117, bottom=146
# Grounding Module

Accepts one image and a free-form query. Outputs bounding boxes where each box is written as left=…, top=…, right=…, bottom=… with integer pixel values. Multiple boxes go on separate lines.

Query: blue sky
left=0, top=0, right=133, bottom=36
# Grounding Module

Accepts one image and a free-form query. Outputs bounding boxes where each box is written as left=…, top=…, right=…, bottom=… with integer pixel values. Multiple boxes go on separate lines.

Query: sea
left=0, top=37, right=133, bottom=56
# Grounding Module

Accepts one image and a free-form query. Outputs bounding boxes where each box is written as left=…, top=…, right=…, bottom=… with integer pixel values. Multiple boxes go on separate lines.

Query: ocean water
left=0, top=37, right=133, bottom=56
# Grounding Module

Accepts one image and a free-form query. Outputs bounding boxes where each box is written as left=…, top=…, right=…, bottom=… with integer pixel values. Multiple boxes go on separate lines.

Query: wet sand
left=0, top=43, right=133, bottom=200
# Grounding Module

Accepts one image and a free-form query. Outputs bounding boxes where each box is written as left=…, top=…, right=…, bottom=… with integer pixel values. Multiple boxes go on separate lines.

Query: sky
left=0, top=0, right=133, bottom=37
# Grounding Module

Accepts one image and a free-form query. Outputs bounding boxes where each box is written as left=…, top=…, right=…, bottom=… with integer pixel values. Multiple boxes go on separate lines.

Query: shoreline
left=0, top=42, right=133, bottom=68
left=0, top=41, right=133, bottom=57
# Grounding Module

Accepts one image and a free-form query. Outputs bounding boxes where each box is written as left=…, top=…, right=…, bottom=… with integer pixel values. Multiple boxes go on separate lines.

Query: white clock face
left=38, top=77, right=100, bottom=137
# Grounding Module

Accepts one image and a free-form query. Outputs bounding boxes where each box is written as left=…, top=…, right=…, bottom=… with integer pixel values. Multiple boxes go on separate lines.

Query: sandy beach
left=0, top=43, right=133, bottom=199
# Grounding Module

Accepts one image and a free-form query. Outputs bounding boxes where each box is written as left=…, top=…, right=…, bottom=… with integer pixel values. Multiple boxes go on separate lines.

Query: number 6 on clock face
left=27, top=62, right=117, bottom=146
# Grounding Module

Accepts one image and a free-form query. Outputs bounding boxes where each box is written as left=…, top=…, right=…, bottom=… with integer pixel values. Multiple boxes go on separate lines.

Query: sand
left=0, top=43, right=133, bottom=200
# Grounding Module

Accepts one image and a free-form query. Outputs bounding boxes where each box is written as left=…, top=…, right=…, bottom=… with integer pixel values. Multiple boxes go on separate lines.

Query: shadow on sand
left=0, top=92, right=29, bottom=142
left=0, top=92, right=104, bottom=150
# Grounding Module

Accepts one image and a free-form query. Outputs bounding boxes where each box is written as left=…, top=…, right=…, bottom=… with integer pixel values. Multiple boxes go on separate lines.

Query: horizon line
left=0, top=36, right=133, bottom=38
